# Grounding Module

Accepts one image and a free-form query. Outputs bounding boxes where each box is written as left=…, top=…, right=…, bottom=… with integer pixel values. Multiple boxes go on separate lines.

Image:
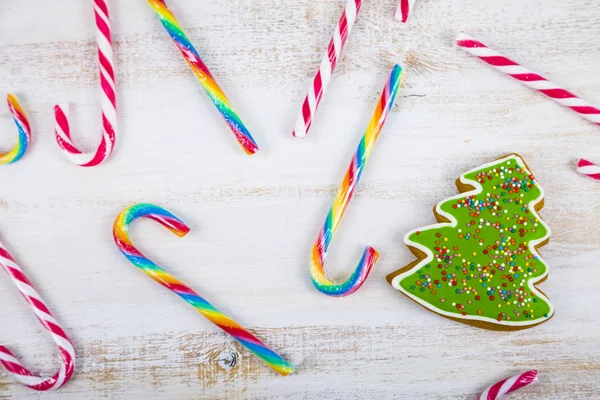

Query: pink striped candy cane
left=456, top=32, right=600, bottom=127
left=292, top=0, right=362, bottom=138
left=394, top=0, right=416, bottom=23
left=480, top=370, right=538, bottom=400
left=577, top=158, right=600, bottom=181
left=0, top=241, right=75, bottom=391
left=54, top=0, right=116, bottom=167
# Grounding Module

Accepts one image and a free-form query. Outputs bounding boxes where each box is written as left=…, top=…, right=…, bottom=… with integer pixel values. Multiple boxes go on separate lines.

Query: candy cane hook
left=54, top=0, right=116, bottom=167
left=113, top=204, right=294, bottom=375
left=1, top=94, right=31, bottom=165
left=309, top=65, right=404, bottom=296
left=480, top=370, right=538, bottom=399
left=0, top=241, right=75, bottom=391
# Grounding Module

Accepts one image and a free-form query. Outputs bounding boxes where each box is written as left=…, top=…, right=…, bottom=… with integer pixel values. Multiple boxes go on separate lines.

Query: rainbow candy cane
left=480, top=370, right=538, bottom=399
left=113, top=204, right=293, bottom=375
left=148, top=0, right=258, bottom=155
left=1, top=94, right=31, bottom=165
left=310, top=65, right=404, bottom=296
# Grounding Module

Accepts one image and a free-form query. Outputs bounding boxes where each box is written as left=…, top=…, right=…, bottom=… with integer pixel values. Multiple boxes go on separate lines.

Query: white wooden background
left=1, top=0, right=599, bottom=399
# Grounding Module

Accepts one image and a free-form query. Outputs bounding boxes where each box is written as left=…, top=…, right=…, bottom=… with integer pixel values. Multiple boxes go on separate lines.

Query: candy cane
left=113, top=203, right=293, bottom=375
left=54, top=0, right=116, bottom=167
left=0, top=241, right=75, bottom=391
left=577, top=158, right=600, bottom=180
left=310, top=65, right=404, bottom=296
left=456, top=32, right=600, bottom=127
left=1, top=94, right=31, bottom=165
left=394, top=0, right=416, bottom=23
left=148, top=0, right=258, bottom=155
left=292, top=0, right=363, bottom=138
left=480, top=370, right=538, bottom=400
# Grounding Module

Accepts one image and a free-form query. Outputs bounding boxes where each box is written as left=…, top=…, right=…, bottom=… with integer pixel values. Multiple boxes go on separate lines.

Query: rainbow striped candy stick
left=1, top=94, right=31, bottom=164
left=113, top=204, right=293, bottom=375
left=310, top=65, right=404, bottom=296
left=148, top=0, right=258, bottom=155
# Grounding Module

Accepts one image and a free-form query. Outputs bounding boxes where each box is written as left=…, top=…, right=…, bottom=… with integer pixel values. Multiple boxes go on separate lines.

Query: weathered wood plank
left=0, top=0, right=599, bottom=398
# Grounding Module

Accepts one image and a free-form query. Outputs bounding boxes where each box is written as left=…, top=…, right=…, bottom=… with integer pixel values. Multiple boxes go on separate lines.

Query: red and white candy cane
left=456, top=32, right=600, bottom=127
left=480, top=370, right=538, bottom=400
left=292, top=0, right=362, bottom=138
left=577, top=158, right=600, bottom=181
left=0, top=241, right=75, bottom=391
left=54, top=0, right=116, bottom=167
left=394, top=0, right=416, bottom=23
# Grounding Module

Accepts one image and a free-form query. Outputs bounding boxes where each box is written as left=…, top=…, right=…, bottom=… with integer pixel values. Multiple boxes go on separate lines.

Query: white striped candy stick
left=394, top=0, right=416, bottom=23
left=0, top=241, right=75, bottom=391
left=577, top=158, right=600, bottom=181
left=456, top=32, right=600, bottom=127
left=480, top=370, right=538, bottom=400
left=292, top=0, right=362, bottom=138
left=54, top=0, right=116, bottom=167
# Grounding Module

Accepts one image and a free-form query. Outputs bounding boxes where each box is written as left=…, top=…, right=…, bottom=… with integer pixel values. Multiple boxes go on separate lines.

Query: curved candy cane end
left=116, top=203, right=190, bottom=238
left=0, top=244, right=76, bottom=391
left=310, top=245, right=379, bottom=297
left=53, top=103, right=115, bottom=167
left=1, top=94, right=31, bottom=165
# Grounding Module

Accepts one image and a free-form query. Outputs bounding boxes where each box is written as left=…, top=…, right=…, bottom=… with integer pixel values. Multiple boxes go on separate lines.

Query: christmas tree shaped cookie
left=387, top=154, right=554, bottom=330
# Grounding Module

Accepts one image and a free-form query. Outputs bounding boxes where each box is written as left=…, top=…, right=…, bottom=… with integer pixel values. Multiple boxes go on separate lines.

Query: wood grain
left=0, top=0, right=599, bottom=398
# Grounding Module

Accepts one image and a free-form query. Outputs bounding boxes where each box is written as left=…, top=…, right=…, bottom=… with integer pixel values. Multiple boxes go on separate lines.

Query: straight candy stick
left=148, top=0, right=258, bottom=154
left=480, top=370, right=538, bottom=400
left=293, top=0, right=363, bottom=138
left=310, top=65, right=404, bottom=296
left=577, top=158, right=600, bottom=181
left=0, top=241, right=75, bottom=390
left=113, top=204, right=293, bottom=375
left=456, top=32, right=600, bottom=127
left=394, top=0, right=416, bottom=23
left=1, top=94, right=31, bottom=164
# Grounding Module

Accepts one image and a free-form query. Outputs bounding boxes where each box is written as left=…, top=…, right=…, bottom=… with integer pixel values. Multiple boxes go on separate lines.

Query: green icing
left=399, top=156, right=553, bottom=325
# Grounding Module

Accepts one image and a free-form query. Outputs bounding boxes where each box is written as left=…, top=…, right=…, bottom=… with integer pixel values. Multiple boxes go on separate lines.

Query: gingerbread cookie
left=387, top=154, right=554, bottom=330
